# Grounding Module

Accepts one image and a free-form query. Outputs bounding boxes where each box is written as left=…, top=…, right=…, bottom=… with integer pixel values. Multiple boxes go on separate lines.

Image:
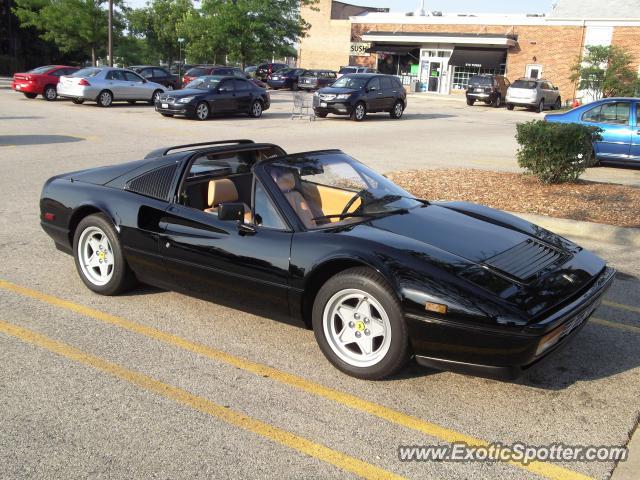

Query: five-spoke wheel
left=78, top=226, right=114, bottom=287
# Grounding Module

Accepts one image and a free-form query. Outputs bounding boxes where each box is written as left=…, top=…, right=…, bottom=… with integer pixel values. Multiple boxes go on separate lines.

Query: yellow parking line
left=0, top=319, right=403, bottom=480
left=602, top=300, right=640, bottom=316
left=591, top=317, right=640, bottom=333
left=0, top=279, right=593, bottom=480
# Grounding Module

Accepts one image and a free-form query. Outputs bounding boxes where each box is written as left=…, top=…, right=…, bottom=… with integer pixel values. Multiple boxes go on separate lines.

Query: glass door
left=428, top=62, right=441, bottom=92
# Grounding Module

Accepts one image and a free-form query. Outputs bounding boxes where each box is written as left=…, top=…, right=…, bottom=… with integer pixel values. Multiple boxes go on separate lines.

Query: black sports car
left=155, top=75, right=269, bottom=120
left=40, top=140, right=615, bottom=380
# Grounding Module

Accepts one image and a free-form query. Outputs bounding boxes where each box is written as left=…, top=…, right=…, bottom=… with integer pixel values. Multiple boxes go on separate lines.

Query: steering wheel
left=339, top=190, right=367, bottom=219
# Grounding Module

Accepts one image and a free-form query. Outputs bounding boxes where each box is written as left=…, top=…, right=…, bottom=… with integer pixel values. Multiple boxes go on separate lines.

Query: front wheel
left=72, top=98, right=85, bottom=105
left=537, top=99, right=545, bottom=113
left=315, top=111, right=328, bottom=118
left=291, top=81, right=298, bottom=91
left=492, top=95, right=502, bottom=108
left=149, top=89, right=163, bottom=105
left=552, top=97, right=562, bottom=110
left=43, top=85, right=57, bottom=101
left=390, top=100, right=404, bottom=119
left=466, top=98, right=475, bottom=106
left=195, top=101, right=209, bottom=120
left=249, top=100, right=263, bottom=118
left=351, top=102, right=366, bottom=122
left=506, top=103, right=514, bottom=111
left=97, top=90, right=113, bottom=107
left=312, top=267, right=409, bottom=379
left=73, top=214, right=136, bottom=295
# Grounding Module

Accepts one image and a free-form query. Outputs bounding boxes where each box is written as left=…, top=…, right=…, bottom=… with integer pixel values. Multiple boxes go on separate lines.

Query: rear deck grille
left=483, top=239, right=568, bottom=282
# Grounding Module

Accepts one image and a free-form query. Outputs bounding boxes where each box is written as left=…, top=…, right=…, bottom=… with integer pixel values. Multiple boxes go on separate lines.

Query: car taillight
left=25, top=75, right=32, bottom=81
left=43, top=212, right=55, bottom=221
left=78, top=79, right=90, bottom=86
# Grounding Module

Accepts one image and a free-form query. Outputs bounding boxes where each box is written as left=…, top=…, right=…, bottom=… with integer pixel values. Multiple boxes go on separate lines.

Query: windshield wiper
left=313, top=208, right=409, bottom=222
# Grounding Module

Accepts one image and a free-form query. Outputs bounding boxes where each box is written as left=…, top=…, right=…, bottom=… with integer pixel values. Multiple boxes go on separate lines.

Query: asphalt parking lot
left=0, top=85, right=639, bottom=480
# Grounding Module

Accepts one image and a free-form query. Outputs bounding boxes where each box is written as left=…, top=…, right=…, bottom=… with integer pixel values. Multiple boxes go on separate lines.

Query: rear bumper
left=506, top=96, right=538, bottom=106
left=57, top=85, right=99, bottom=100
left=267, top=80, right=288, bottom=89
left=12, top=81, right=40, bottom=94
left=410, top=266, right=616, bottom=380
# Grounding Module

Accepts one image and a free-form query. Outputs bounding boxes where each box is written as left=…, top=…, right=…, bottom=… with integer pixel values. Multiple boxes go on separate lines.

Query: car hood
left=346, top=204, right=605, bottom=319
left=166, top=88, right=208, bottom=98
left=316, top=87, right=360, bottom=95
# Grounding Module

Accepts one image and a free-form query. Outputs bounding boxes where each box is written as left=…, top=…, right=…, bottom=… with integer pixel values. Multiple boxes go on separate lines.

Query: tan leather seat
left=204, top=178, right=252, bottom=223
left=271, top=169, right=319, bottom=228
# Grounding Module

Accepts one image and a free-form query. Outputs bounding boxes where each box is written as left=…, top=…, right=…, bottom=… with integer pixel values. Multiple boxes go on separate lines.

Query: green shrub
left=515, top=120, right=602, bottom=184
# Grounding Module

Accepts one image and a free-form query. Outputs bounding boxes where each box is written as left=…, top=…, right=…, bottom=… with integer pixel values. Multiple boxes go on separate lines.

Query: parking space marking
left=0, top=319, right=404, bottom=480
left=0, top=279, right=595, bottom=480
left=602, top=301, right=640, bottom=316
left=591, top=317, right=640, bottom=333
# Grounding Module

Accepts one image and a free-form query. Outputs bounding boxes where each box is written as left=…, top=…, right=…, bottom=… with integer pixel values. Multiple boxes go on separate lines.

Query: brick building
left=299, top=0, right=640, bottom=102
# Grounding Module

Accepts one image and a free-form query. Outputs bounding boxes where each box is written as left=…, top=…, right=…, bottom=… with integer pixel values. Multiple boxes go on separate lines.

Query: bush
left=515, top=120, right=602, bottom=184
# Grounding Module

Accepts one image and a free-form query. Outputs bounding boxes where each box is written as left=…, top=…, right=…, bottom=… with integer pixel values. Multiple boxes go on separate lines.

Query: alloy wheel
left=78, top=226, right=114, bottom=287
left=354, top=104, right=366, bottom=121
left=44, top=86, right=57, bottom=100
left=196, top=103, right=209, bottom=120
left=322, top=289, right=392, bottom=368
left=251, top=101, right=262, bottom=118
left=99, top=91, right=112, bottom=107
left=394, top=102, right=403, bottom=118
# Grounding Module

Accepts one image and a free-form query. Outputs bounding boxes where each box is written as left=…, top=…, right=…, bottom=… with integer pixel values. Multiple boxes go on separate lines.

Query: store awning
left=448, top=47, right=507, bottom=69
left=361, top=32, right=517, bottom=47
left=367, top=44, right=417, bottom=55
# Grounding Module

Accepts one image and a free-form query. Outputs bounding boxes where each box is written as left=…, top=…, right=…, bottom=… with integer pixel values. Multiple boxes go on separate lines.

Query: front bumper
left=312, top=96, right=354, bottom=115
left=410, top=266, right=616, bottom=380
left=154, top=100, right=196, bottom=117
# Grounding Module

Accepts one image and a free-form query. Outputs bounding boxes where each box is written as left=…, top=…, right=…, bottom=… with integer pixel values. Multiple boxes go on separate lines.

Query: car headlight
left=336, top=93, right=351, bottom=100
left=178, top=96, right=195, bottom=103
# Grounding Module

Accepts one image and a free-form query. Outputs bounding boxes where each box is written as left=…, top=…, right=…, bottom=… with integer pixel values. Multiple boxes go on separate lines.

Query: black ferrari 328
left=40, top=140, right=615, bottom=380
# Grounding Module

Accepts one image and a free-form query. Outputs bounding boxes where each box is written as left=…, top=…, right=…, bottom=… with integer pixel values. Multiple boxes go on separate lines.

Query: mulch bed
left=387, top=169, right=640, bottom=228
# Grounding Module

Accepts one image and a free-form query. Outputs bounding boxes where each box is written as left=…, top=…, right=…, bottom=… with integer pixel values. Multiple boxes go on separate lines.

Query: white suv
left=506, top=78, right=562, bottom=113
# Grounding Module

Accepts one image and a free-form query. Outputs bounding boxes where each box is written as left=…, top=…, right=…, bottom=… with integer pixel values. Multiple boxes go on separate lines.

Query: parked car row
left=466, top=74, right=562, bottom=113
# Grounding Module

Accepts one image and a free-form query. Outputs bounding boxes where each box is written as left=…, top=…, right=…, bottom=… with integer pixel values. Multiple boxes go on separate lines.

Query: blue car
left=545, top=97, right=640, bottom=166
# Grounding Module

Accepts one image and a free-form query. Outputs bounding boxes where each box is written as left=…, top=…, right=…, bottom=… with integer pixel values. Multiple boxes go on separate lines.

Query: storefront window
left=451, top=64, right=506, bottom=90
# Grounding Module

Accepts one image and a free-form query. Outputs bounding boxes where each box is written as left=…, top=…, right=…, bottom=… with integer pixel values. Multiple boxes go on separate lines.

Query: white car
left=57, top=67, right=166, bottom=107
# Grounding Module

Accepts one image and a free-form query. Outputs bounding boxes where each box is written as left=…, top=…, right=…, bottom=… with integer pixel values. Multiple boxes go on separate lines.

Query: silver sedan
left=57, top=67, right=166, bottom=107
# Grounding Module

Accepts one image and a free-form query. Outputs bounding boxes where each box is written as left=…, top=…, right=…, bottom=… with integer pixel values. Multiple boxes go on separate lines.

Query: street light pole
left=108, top=0, right=113, bottom=66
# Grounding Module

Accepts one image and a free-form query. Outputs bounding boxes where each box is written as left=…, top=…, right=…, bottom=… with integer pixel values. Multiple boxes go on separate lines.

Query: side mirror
left=554, top=86, right=559, bottom=91
left=218, top=203, right=245, bottom=221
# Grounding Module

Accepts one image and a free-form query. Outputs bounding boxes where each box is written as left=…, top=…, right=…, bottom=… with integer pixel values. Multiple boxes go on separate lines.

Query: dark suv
left=313, top=74, right=406, bottom=121
left=129, top=65, right=182, bottom=90
left=466, top=74, right=510, bottom=108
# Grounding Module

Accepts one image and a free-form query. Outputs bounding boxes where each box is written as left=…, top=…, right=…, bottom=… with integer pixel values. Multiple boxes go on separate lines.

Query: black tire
left=195, top=101, right=209, bottom=120
left=23, top=92, right=37, bottom=99
left=73, top=214, right=136, bottom=296
left=351, top=102, right=367, bottom=122
left=43, top=85, right=57, bottom=101
left=291, top=81, right=298, bottom=91
left=315, top=111, right=328, bottom=118
left=506, top=103, right=514, bottom=111
left=537, top=99, right=545, bottom=113
left=72, top=98, right=85, bottom=105
left=97, top=90, right=113, bottom=107
left=466, top=98, right=475, bottom=106
left=249, top=99, right=263, bottom=118
left=160, top=113, right=174, bottom=117
left=492, top=94, right=502, bottom=108
left=390, top=100, right=404, bottom=119
left=149, top=89, right=163, bottom=105
left=312, top=267, right=409, bottom=380
left=552, top=97, right=562, bottom=110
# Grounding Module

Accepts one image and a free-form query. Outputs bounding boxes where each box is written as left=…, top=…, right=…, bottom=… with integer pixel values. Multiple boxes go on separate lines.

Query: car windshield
left=185, top=76, right=222, bottom=90
left=28, top=66, right=56, bottom=74
left=71, top=68, right=102, bottom=77
left=275, top=68, right=292, bottom=75
left=512, top=80, right=537, bottom=89
left=331, top=76, right=368, bottom=89
left=265, top=152, right=423, bottom=229
left=469, top=76, right=492, bottom=86
left=186, top=67, right=209, bottom=77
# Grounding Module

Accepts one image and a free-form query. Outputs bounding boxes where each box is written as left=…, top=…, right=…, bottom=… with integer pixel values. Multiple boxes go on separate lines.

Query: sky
left=125, top=0, right=556, bottom=15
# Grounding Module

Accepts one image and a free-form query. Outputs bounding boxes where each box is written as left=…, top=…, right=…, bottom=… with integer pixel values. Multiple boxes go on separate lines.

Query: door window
left=124, top=71, right=144, bottom=82
left=218, top=80, right=234, bottom=92
left=582, top=102, right=630, bottom=124
left=234, top=79, right=249, bottom=91
left=106, top=70, right=125, bottom=80
left=380, top=77, right=393, bottom=90
left=367, top=78, right=381, bottom=91
left=253, top=181, right=288, bottom=230
left=153, top=68, right=168, bottom=77
left=141, top=69, right=154, bottom=78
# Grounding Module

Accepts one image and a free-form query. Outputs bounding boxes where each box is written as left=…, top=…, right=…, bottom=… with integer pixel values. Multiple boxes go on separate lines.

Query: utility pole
left=108, top=0, right=113, bottom=66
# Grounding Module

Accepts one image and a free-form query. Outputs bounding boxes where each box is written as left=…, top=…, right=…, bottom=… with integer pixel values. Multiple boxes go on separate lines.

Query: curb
left=509, top=211, right=640, bottom=248
left=610, top=421, right=639, bottom=480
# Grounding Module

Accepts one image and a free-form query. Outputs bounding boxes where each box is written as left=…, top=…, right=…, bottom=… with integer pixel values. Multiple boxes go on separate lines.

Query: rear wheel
left=492, top=94, right=502, bottom=108
left=312, top=267, right=409, bottom=380
left=72, top=98, right=85, bottom=105
left=97, top=90, right=113, bottom=107
left=537, top=99, right=545, bottom=113
left=43, top=85, right=57, bottom=101
left=466, top=98, right=475, bottom=106
left=552, top=97, right=562, bottom=110
left=249, top=99, right=263, bottom=118
left=390, top=100, right=404, bottom=119
left=23, top=92, right=37, bottom=99
left=73, top=214, right=136, bottom=295
left=506, top=103, right=515, bottom=111
left=351, top=102, right=366, bottom=122
left=195, top=101, right=209, bottom=120
left=291, top=81, right=298, bottom=91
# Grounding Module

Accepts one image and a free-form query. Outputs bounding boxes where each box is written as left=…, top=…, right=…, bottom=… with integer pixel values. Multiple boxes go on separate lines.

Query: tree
left=13, top=0, right=125, bottom=65
left=127, top=0, right=195, bottom=66
left=182, top=0, right=317, bottom=68
left=570, top=45, right=640, bottom=100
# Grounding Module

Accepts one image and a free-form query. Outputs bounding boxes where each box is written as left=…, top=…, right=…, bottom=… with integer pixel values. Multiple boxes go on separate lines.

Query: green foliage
left=13, top=0, right=126, bottom=65
left=515, top=121, right=603, bottom=184
left=127, top=0, right=195, bottom=65
left=570, top=45, right=640, bottom=100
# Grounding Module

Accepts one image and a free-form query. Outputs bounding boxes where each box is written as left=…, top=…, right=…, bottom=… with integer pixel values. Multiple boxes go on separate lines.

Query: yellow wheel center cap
left=98, top=251, right=106, bottom=261
left=355, top=321, right=365, bottom=332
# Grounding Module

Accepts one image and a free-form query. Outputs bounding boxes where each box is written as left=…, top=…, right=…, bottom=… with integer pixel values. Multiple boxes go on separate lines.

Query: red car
left=11, top=65, right=79, bottom=101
